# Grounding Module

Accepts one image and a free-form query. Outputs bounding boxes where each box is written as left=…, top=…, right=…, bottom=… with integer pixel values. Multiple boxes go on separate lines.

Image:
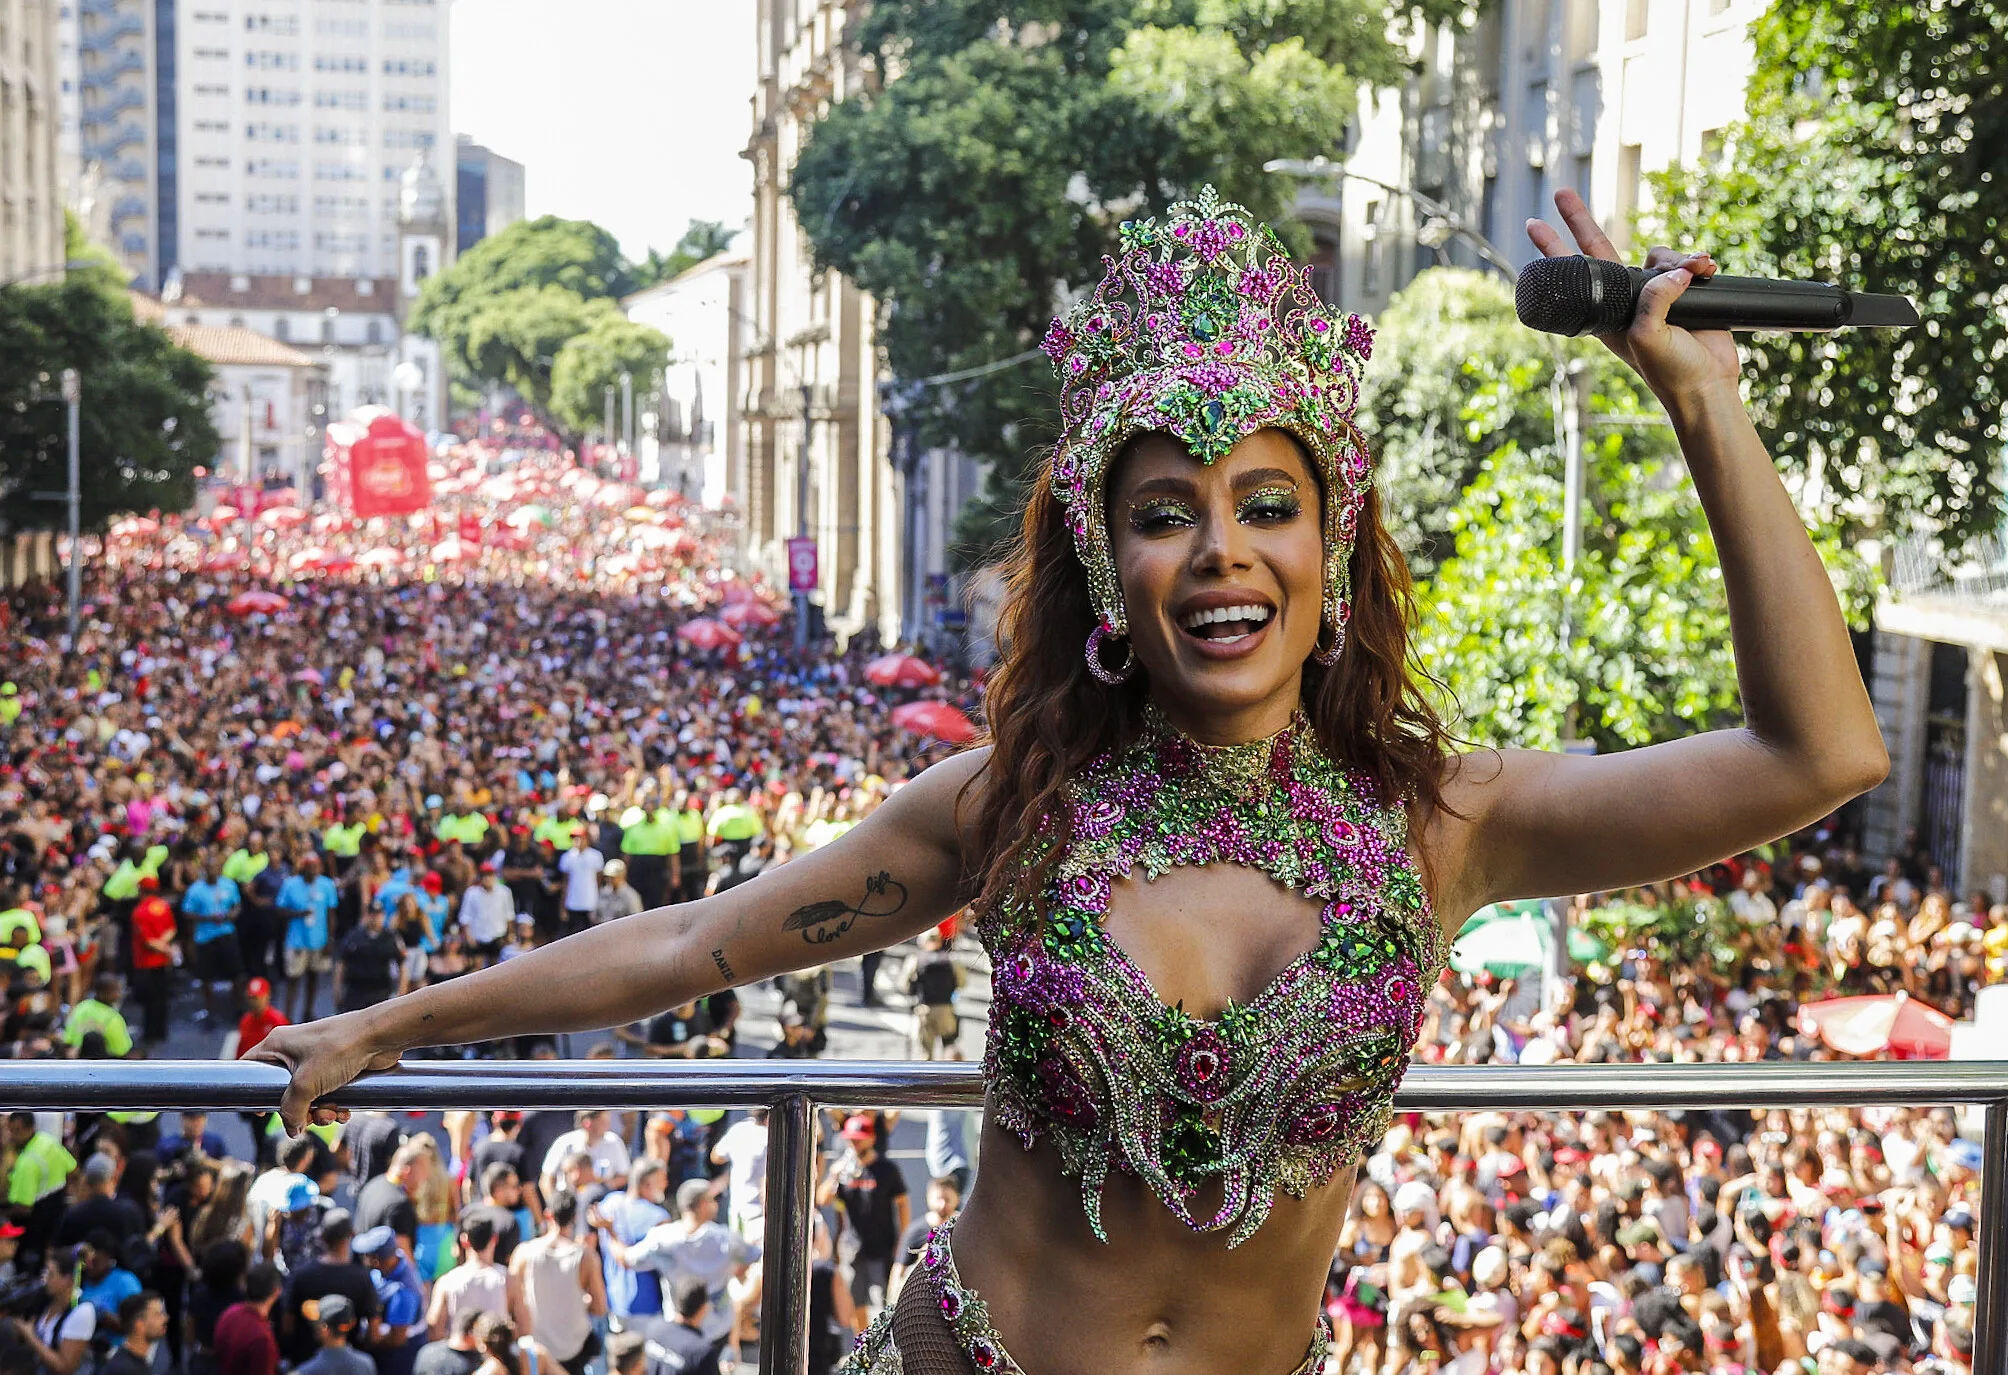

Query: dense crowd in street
left=0, top=423, right=2001, bottom=1375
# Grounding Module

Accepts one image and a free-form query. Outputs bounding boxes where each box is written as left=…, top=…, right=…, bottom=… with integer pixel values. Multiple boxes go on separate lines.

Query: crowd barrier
left=1, top=1060, right=2003, bottom=1375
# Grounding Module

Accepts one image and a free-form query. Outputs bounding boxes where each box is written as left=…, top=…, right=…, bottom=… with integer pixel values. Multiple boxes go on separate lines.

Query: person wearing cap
left=128, top=873, right=178, bottom=1045
left=296, top=1293, right=373, bottom=1375
left=593, top=859, right=644, bottom=928
left=6, top=1111, right=77, bottom=1254
left=282, top=1209, right=379, bottom=1367
left=54, top=1153, right=142, bottom=1249
left=616, top=800, right=679, bottom=913
left=334, top=901, right=401, bottom=1013
left=816, top=1113, right=907, bottom=1316
left=355, top=1225, right=428, bottom=1375
left=601, top=1178, right=753, bottom=1353
left=278, top=854, right=339, bottom=1023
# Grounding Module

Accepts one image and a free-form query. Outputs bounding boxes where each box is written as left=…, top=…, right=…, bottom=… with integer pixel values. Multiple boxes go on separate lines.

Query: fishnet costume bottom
left=885, top=1264, right=979, bottom=1374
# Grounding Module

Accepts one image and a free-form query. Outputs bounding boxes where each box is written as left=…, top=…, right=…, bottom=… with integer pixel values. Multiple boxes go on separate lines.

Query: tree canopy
left=631, top=220, right=739, bottom=294
left=551, top=315, right=674, bottom=437
left=1648, top=0, right=2008, bottom=550
left=0, top=278, right=220, bottom=535
left=790, top=0, right=1466, bottom=564
left=1382, top=269, right=1872, bottom=752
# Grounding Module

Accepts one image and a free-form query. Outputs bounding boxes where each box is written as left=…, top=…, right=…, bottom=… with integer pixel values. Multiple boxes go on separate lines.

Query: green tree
left=409, top=215, right=633, bottom=427
left=1359, top=269, right=1559, bottom=577
left=790, top=0, right=1464, bottom=564
left=1648, top=0, right=2008, bottom=549
left=550, top=315, right=672, bottom=437
left=1391, top=268, right=1874, bottom=753
left=630, top=219, right=739, bottom=293
left=0, top=279, right=220, bottom=534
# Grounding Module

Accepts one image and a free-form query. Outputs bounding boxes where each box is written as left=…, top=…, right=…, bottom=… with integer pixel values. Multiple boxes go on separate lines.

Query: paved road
left=141, top=933, right=994, bottom=1179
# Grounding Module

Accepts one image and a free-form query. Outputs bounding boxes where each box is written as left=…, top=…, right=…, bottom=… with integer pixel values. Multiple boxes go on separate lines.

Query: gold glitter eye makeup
left=1237, top=486, right=1303, bottom=523
left=1128, top=499, right=1198, bottom=533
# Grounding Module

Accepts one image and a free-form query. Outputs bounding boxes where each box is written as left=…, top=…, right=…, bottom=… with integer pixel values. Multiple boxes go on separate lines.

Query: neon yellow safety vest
left=222, top=849, right=269, bottom=885
left=7, top=1133, right=75, bottom=1205
left=707, top=805, right=761, bottom=843
left=675, top=809, right=704, bottom=846
left=0, top=909, right=41, bottom=950
left=63, top=999, right=134, bottom=1057
left=533, top=816, right=583, bottom=847
left=621, top=812, right=678, bottom=856
left=323, top=822, right=365, bottom=857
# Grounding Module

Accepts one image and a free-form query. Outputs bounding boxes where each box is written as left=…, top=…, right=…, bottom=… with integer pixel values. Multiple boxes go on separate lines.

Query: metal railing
left=2, top=1060, right=2003, bottom=1375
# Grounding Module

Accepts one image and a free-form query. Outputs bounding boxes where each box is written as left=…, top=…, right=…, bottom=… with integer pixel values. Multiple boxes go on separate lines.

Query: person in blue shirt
left=278, top=854, right=340, bottom=1025
left=180, top=853, right=242, bottom=1025
left=594, top=1158, right=671, bottom=1324
left=157, top=1111, right=230, bottom=1165
left=77, top=1231, right=142, bottom=1330
left=355, top=1226, right=426, bottom=1375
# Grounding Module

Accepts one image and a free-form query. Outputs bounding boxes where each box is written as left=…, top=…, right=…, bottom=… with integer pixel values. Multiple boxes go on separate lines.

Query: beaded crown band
left=1041, top=185, right=1377, bottom=650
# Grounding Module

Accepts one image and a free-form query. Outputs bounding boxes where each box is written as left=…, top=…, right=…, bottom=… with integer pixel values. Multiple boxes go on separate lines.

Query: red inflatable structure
left=325, top=409, right=432, bottom=518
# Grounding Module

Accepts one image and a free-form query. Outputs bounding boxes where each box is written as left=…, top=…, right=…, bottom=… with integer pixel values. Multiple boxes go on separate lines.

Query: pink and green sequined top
left=980, top=706, right=1447, bottom=1249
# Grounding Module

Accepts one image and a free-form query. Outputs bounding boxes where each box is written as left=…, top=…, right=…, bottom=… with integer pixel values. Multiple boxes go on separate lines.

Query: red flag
left=458, top=512, right=483, bottom=546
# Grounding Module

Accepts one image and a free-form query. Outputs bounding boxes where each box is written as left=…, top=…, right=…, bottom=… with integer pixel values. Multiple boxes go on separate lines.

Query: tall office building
left=1, top=0, right=65, bottom=283
left=453, top=133, right=522, bottom=255
left=171, top=0, right=452, bottom=281
left=55, top=0, right=161, bottom=285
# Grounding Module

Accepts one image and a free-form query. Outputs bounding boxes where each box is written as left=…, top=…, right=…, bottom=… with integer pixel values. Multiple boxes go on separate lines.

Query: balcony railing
left=2, top=1060, right=2002, bottom=1375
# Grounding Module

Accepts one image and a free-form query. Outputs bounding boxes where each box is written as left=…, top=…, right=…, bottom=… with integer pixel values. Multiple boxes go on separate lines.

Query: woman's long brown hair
left=961, top=428, right=1476, bottom=918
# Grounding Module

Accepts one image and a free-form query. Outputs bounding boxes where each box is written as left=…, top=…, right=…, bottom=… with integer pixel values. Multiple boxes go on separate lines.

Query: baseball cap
left=421, top=872, right=443, bottom=892
left=137, top=875, right=159, bottom=891
left=0, top=1222, right=26, bottom=1240
left=1949, top=1274, right=1978, bottom=1306
left=1617, top=1220, right=1662, bottom=1247
left=841, top=1113, right=877, bottom=1142
left=351, top=1227, right=397, bottom=1258
left=246, top=977, right=271, bottom=999
left=1945, top=1138, right=1984, bottom=1172
left=282, top=1176, right=320, bottom=1212
left=1393, top=1181, right=1437, bottom=1217
left=1944, top=1205, right=1976, bottom=1232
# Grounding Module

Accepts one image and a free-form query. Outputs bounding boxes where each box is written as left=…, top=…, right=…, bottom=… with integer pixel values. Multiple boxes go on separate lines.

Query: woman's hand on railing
left=244, top=1009, right=404, bottom=1131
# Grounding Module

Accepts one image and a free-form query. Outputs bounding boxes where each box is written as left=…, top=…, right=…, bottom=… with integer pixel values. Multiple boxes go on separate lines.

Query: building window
left=1308, top=226, right=1340, bottom=306
left=1362, top=200, right=1384, bottom=293
left=366, top=319, right=383, bottom=344
left=273, top=316, right=289, bottom=341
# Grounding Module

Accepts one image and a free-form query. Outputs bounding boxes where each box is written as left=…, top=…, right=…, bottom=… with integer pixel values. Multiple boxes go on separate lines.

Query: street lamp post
left=620, top=370, right=634, bottom=461
left=796, top=381, right=813, bottom=653
left=603, top=384, right=616, bottom=472
left=61, top=369, right=81, bottom=647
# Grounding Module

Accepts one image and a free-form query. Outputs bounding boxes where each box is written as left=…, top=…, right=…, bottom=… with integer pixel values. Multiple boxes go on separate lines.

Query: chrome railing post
left=759, top=1092, right=817, bottom=1375
left=1977, top=1099, right=2007, bottom=1375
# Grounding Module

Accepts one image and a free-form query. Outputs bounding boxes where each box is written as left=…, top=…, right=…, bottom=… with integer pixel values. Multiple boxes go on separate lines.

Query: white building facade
left=1306, top=0, right=1761, bottom=312
left=744, top=0, right=907, bottom=646
left=171, top=0, right=451, bottom=281
left=1, top=0, right=65, bottom=283
left=624, top=247, right=747, bottom=511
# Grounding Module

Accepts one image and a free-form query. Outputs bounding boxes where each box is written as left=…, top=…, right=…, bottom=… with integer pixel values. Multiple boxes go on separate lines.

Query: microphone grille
left=1515, top=256, right=1636, bottom=336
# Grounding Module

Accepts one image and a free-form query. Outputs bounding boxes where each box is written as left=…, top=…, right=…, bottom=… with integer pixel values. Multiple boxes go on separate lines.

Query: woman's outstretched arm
left=1422, top=188, right=1889, bottom=928
left=249, top=746, right=988, bottom=1130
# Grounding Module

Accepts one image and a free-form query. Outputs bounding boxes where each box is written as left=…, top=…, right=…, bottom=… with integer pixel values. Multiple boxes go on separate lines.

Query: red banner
left=327, top=411, right=432, bottom=519
left=458, top=512, right=483, bottom=546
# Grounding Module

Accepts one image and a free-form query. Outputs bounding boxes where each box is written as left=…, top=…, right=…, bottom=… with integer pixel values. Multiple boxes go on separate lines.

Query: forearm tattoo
left=783, top=870, right=910, bottom=946
left=711, top=948, right=736, bottom=983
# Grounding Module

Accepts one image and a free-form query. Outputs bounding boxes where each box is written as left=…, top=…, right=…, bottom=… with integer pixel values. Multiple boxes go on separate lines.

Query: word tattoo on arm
left=783, top=871, right=910, bottom=946
left=710, top=948, right=736, bottom=983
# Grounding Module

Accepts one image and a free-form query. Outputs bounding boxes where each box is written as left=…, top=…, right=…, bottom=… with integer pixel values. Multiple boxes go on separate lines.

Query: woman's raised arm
left=249, top=746, right=988, bottom=1131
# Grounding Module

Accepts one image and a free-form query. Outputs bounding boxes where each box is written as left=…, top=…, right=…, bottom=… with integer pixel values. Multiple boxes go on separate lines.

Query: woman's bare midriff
left=948, top=1100, right=1357, bottom=1375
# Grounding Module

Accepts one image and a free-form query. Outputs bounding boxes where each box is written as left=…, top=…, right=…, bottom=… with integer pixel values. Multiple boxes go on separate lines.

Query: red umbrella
left=258, top=505, right=309, bottom=528
left=1797, top=993, right=1954, bottom=1059
left=676, top=618, right=742, bottom=652
left=109, top=517, right=160, bottom=538
left=720, top=600, right=781, bottom=630
left=226, top=590, right=289, bottom=616
left=891, top=700, right=977, bottom=744
left=865, top=653, right=943, bottom=689
left=355, top=547, right=405, bottom=569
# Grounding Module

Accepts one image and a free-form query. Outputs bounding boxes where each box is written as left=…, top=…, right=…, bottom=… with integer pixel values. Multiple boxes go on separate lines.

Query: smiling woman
left=253, top=185, right=1888, bottom=1375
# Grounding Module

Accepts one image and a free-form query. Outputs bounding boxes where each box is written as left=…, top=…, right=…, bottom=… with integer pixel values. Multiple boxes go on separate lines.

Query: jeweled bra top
left=979, top=705, right=1447, bottom=1248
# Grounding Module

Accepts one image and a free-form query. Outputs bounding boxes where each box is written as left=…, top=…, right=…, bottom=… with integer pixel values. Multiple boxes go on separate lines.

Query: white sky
left=449, top=0, right=756, bottom=261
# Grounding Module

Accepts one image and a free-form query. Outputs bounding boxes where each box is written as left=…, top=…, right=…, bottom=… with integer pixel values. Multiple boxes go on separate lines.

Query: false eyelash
left=1127, top=499, right=1197, bottom=532
left=1237, top=486, right=1303, bottom=522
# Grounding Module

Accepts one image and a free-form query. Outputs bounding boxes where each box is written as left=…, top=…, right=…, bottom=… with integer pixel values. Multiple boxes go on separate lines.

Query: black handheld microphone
left=1515, top=255, right=1920, bottom=336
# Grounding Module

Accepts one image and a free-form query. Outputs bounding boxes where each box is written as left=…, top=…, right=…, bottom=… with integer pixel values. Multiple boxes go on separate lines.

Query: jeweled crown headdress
left=1042, top=186, right=1376, bottom=663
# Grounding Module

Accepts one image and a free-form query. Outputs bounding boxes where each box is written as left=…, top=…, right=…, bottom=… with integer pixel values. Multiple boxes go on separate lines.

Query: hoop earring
left=1085, top=625, right=1136, bottom=686
left=1312, top=597, right=1351, bottom=667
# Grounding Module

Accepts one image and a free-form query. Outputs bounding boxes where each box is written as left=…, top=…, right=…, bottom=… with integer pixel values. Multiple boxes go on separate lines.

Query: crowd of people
left=0, top=422, right=2000, bottom=1375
